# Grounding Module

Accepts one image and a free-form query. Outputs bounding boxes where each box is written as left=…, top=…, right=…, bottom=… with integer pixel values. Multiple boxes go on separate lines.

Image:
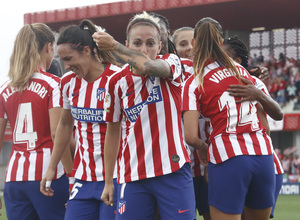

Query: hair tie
left=29, top=24, right=35, bottom=31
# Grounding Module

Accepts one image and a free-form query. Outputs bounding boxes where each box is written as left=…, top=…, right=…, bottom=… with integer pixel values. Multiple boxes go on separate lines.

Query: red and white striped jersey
left=104, top=54, right=191, bottom=184
left=0, top=70, right=64, bottom=182
left=181, top=58, right=194, bottom=82
left=180, top=58, right=210, bottom=177
left=182, top=60, right=273, bottom=164
left=252, top=76, right=284, bottom=175
left=60, top=63, right=120, bottom=181
left=273, top=151, right=284, bottom=175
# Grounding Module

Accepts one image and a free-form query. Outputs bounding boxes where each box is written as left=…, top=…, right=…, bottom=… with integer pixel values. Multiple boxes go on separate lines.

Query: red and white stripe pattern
left=180, top=58, right=210, bottom=177
left=0, top=70, right=64, bottom=182
left=182, top=60, right=274, bottom=164
left=60, top=63, right=120, bottom=181
left=104, top=54, right=191, bottom=184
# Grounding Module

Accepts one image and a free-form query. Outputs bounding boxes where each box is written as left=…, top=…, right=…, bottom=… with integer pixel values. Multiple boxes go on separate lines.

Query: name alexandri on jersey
left=2, top=81, right=48, bottom=102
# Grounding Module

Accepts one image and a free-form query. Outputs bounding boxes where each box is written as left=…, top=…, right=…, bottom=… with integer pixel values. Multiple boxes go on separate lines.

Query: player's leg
left=209, top=205, right=241, bottom=220
left=243, top=207, right=272, bottom=220
left=116, top=180, right=156, bottom=220
left=243, top=155, right=275, bottom=220
left=4, top=181, right=39, bottom=220
left=33, top=174, right=69, bottom=220
left=99, top=178, right=118, bottom=220
left=194, top=176, right=210, bottom=220
left=208, top=156, right=254, bottom=219
left=270, top=174, right=283, bottom=218
left=154, top=163, right=196, bottom=220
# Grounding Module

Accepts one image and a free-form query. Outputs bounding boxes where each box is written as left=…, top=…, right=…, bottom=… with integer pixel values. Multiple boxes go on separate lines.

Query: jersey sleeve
left=182, top=75, right=201, bottom=112
left=253, top=76, right=271, bottom=96
left=103, top=71, right=123, bottom=122
left=60, top=72, right=73, bottom=110
left=161, top=53, right=182, bottom=83
left=49, top=77, right=61, bottom=109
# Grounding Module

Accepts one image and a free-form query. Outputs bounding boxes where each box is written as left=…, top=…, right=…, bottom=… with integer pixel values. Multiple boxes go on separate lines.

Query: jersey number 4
left=13, top=102, right=38, bottom=150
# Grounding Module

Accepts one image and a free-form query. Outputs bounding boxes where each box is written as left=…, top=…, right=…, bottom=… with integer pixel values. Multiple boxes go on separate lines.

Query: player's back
left=0, top=70, right=62, bottom=181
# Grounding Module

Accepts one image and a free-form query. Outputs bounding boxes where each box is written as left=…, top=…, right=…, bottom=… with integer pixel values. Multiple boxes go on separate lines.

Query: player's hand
left=40, top=168, right=56, bottom=197
left=250, top=67, right=269, bottom=83
left=92, top=32, right=117, bottom=51
left=228, top=78, right=262, bottom=103
left=197, top=140, right=208, bottom=166
left=101, top=182, right=115, bottom=206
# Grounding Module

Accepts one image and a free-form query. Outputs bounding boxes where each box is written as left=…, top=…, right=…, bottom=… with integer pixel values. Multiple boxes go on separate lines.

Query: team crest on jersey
left=97, top=88, right=106, bottom=102
left=149, top=76, right=155, bottom=84
left=118, top=201, right=126, bottom=214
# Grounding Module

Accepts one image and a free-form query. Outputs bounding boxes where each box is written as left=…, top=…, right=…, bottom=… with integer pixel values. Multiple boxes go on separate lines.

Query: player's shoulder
left=181, top=58, right=193, bottom=67
left=0, top=80, right=11, bottom=95
left=33, top=70, right=61, bottom=87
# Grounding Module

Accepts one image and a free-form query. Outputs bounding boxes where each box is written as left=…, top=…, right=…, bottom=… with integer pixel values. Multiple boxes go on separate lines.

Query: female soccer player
left=171, top=27, right=194, bottom=60
left=93, top=12, right=195, bottom=220
left=172, top=26, right=211, bottom=220
left=0, top=23, right=69, bottom=220
left=222, top=36, right=284, bottom=219
left=40, top=19, right=120, bottom=220
left=182, top=17, right=276, bottom=220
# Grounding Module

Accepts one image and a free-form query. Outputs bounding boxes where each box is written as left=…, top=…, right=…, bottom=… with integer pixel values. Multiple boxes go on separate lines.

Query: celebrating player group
left=0, top=10, right=283, bottom=220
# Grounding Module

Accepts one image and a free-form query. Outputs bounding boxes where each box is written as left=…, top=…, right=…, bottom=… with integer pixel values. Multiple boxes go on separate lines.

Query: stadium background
left=1, top=0, right=300, bottom=194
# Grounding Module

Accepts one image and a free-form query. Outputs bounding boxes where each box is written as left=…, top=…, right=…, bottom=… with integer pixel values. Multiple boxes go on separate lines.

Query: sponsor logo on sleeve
left=104, top=92, right=111, bottom=112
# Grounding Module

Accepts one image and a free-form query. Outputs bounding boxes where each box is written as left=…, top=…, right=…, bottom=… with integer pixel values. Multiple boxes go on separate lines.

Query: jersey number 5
left=13, top=102, right=38, bottom=150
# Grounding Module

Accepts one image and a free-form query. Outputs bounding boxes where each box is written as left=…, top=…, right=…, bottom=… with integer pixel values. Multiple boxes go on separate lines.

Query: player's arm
left=40, top=109, right=74, bottom=196
left=92, top=32, right=172, bottom=78
left=183, top=110, right=208, bottom=166
left=101, top=121, right=121, bottom=206
left=257, top=103, right=270, bottom=135
left=228, top=77, right=283, bottom=120
left=49, top=107, right=73, bottom=174
left=0, top=118, right=7, bottom=216
left=0, top=118, right=7, bottom=154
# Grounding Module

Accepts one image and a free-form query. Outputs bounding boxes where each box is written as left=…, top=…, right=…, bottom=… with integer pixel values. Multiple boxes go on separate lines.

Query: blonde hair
left=8, top=23, right=54, bottom=91
left=193, top=17, right=240, bottom=88
left=126, top=11, right=161, bottom=42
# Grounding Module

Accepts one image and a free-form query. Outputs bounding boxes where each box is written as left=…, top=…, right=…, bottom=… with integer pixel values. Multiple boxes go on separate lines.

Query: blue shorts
left=270, top=174, right=283, bottom=218
left=208, top=155, right=275, bottom=214
left=4, top=174, right=69, bottom=220
left=116, top=163, right=196, bottom=220
left=64, top=178, right=118, bottom=220
left=193, top=176, right=209, bottom=215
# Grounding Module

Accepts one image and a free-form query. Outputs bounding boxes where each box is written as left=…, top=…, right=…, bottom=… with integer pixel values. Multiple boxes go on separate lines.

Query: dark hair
left=47, top=59, right=63, bottom=77
left=149, top=12, right=170, bottom=31
left=57, top=19, right=115, bottom=64
left=223, top=36, right=249, bottom=71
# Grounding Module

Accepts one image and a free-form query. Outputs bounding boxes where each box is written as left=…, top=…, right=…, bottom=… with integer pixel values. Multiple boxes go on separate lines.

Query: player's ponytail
left=8, top=23, right=54, bottom=92
left=193, top=17, right=240, bottom=88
